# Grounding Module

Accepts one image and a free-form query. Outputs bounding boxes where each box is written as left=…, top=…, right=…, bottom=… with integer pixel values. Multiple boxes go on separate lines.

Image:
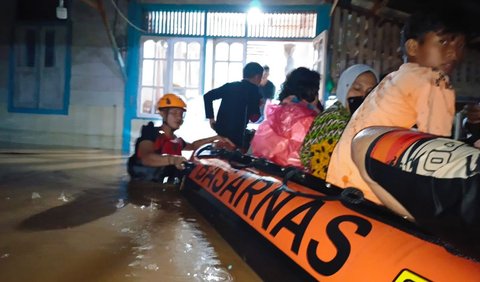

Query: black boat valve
left=340, top=187, right=365, bottom=204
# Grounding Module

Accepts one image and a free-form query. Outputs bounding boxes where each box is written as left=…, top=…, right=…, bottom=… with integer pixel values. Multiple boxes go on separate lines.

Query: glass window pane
left=187, top=42, right=200, bottom=59
left=141, top=59, right=154, bottom=86
left=186, top=89, right=199, bottom=99
left=215, top=42, right=229, bottom=61
left=187, top=61, right=200, bottom=87
left=173, top=61, right=186, bottom=88
left=230, top=62, right=243, bottom=81
left=214, top=62, right=228, bottom=88
left=155, top=40, right=168, bottom=59
left=44, top=30, right=55, bottom=67
left=26, top=29, right=36, bottom=67
left=155, top=87, right=164, bottom=112
left=230, top=43, right=244, bottom=61
left=174, top=42, right=187, bottom=59
left=154, top=59, right=166, bottom=87
left=143, top=40, right=155, bottom=58
left=140, top=87, right=155, bottom=114
left=172, top=87, right=186, bottom=98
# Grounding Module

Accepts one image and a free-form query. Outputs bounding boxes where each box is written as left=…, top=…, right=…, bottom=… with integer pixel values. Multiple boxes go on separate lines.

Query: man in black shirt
left=258, top=65, right=276, bottom=122
left=259, top=65, right=276, bottom=101
left=204, top=62, right=264, bottom=150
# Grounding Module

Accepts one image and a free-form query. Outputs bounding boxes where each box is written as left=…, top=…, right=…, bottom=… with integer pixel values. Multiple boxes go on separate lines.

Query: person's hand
left=473, top=139, right=480, bottom=149
left=464, top=104, right=480, bottom=124
left=209, top=118, right=216, bottom=130
left=169, top=155, right=187, bottom=170
left=217, top=136, right=235, bottom=148
left=212, top=136, right=236, bottom=150
left=259, top=98, right=266, bottom=107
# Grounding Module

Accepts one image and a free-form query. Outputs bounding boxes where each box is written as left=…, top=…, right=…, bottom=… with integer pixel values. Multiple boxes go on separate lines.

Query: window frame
left=211, top=38, right=247, bottom=89
left=137, top=36, right=205, bottom=118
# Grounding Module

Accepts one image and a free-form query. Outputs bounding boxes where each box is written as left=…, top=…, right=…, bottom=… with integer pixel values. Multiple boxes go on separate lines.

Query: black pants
left=127, top=157, right=180, bottom=183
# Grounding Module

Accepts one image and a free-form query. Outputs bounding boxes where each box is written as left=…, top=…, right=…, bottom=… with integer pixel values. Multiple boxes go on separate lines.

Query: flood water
left=0, top=144, right=261, bottom=282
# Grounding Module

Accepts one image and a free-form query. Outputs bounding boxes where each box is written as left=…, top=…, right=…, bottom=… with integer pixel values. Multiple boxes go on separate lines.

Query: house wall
left=123, top=1, right=332, bottom=153
left=329, top=6, right=480, bottom=98
left=0, top=0, right=125, bottom=150
left=1, top=0, right=477, bottom=153
left=141, top=0, right=329, bottom=4
left=0, top=0, right=330, bottom=151
left=0, top=1, right=15, bottom=135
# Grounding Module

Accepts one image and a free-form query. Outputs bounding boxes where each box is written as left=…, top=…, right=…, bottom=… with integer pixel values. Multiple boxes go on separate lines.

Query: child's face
left=414, top=31, right=466, bottom=74
left=163, top=108, right=185, bottom=130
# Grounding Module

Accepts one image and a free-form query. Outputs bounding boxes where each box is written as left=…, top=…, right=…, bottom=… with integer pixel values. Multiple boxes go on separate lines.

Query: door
left=12, top=25, right=68, bottom=113
left=312, top=30, right=328, bottom=103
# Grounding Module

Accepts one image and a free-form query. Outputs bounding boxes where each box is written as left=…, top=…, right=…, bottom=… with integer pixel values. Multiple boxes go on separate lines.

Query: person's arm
left=247, top=89, right=262, bottom=122
left=137, top=140, right=187, bottom=170
left=208, top=118, right=216, bottom=130
left=351, top=126, right=414, bottom=220
left=204, top=84, right=229, bottom=128
left=183, top=135, right=235, bottom=151
left=463, top=104, right=480, bottom=148
left=267, top=81, right=276, bottom=100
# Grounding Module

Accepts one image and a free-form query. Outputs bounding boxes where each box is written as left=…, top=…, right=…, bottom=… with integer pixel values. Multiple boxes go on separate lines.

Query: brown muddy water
left=0, top=145, right=261, bottom=282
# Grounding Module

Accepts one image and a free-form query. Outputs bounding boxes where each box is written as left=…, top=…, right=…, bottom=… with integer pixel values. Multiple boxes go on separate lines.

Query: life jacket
left=127, top=122, right=184, bottom=182
left=154, top=133, right=184, bottom=156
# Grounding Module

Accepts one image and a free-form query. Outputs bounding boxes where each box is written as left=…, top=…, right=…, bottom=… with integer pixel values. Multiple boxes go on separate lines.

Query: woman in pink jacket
left=250, top=67, right=321, bottom=168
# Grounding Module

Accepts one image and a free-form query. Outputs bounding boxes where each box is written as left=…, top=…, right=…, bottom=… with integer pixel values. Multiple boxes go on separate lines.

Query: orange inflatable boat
left=182, top=145, right=480, bottom=281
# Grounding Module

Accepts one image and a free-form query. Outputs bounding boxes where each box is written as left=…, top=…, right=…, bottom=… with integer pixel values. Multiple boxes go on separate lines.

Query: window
left=139, top=38, right=203, bottom=116
left=10, top=24, right=69, bottom=114
left=145, top=11, right=206, bottom=36
left=144, top=10, right=317, bottom=39
left=139, top=8, right=319, bottom=116
left=212, top=40, right=244, bottom=88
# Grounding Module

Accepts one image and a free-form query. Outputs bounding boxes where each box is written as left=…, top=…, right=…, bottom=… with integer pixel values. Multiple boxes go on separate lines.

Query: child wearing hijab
left=300, top=64, right=378, bottom=179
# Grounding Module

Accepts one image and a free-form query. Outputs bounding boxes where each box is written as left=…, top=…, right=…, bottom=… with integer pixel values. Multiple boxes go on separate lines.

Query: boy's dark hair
left=263, top=65, right=270, bottom=72
left=243, top=62, right=264, bottom=79
left=278, top=67, right=320, bottom=103
left=401, top=6, right=468, bottom=53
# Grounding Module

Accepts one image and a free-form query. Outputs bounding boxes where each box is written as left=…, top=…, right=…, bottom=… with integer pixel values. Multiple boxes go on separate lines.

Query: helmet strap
left=161, top=109, right=176, bottom=136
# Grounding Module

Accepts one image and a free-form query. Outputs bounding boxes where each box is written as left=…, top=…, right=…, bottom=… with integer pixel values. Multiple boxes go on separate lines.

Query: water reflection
left=18, top=188, right=120, bottom=230
left=121, top=180, right=235, bottom=281
left=0, top=147, right=260, bottom=282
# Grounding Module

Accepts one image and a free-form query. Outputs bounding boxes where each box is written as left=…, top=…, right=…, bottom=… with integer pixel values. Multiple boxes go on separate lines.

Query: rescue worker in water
left=128, top=93, right=234, bottom=183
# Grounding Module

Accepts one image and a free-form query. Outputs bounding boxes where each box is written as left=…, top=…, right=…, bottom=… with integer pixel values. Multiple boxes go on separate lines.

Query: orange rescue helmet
left=157, top=93, right=187, bottom=111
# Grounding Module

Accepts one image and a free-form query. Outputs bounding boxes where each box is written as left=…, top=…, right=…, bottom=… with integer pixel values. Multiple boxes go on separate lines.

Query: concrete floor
left=0, top=144, right=261, bottom=282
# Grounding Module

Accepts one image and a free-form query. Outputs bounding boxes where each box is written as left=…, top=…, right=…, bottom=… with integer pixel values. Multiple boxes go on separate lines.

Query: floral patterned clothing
left=300, top=101, right=350, bottom=179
